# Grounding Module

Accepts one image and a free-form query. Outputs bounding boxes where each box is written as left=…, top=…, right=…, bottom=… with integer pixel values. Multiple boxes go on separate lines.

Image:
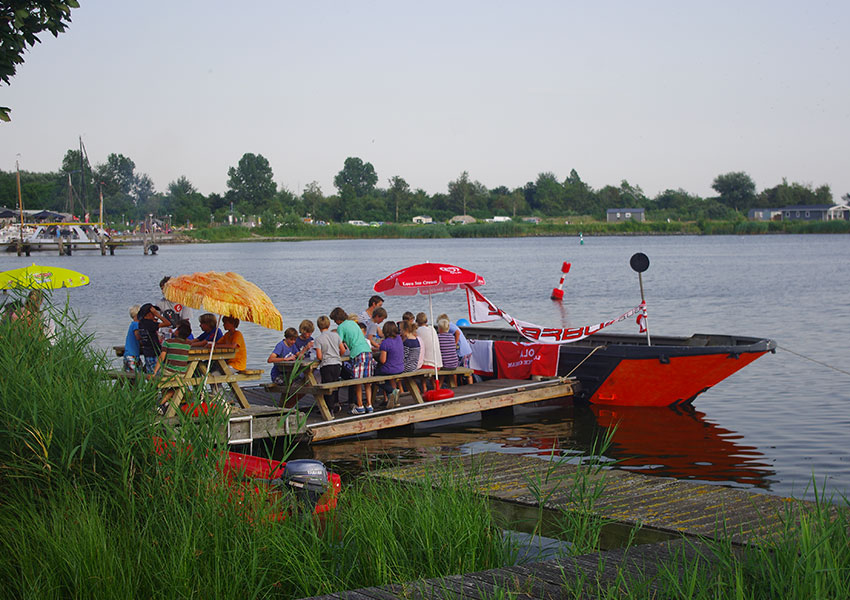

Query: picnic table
left=112, top=345, right=263, bottom=417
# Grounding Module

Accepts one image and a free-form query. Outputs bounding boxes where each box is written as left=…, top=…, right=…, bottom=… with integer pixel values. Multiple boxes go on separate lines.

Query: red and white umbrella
left=374, top=263, right=485, bottom=399
left=374, top=263, right=485, bottom=297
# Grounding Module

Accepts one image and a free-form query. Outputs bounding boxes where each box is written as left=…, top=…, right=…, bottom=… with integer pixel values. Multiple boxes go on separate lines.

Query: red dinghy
left=153, top=438, right=341, bottom=518
left=222, top=452, right=341, bottom=518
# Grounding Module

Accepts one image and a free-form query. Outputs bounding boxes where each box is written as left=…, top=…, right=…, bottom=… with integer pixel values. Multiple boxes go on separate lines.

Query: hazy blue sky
left=3, top=1, right=849, bottom=202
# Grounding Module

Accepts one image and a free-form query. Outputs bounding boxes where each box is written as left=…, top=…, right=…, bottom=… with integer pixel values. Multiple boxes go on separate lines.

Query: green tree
left=302, top=181, right=324, bottom=219
left=534, top=172, right=565, bottom=215
left=758, top=178, right=832, bottom=208
left=712, top=171, right=756, bottom=212
left=447, top=171, right=487, bottom=216
left=387, top=176, right=410, bottom=222
left=0, top=0, right=79, bottom=121
left=563, top=169, right=595, bottom=214
left=91, top=153, right=156, bottom=222
left=167, top=175, right=196, bottom=197
left=333, top=157, right=378, bottom=198
left=226, top=153, right=276, bottom=211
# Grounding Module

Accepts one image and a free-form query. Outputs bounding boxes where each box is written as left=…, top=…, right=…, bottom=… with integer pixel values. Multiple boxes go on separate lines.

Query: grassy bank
left=187, top=219, right=850, bottom=242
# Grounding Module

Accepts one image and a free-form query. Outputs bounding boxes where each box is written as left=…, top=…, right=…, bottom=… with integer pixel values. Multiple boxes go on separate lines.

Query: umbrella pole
left=429, top=293, right=440, bottom=389
left=203, top=314, right=221, bottom=401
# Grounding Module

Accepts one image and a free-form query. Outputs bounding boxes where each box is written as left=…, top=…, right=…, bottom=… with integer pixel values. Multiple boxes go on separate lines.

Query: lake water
left=3, top=234, right=849, bottom=501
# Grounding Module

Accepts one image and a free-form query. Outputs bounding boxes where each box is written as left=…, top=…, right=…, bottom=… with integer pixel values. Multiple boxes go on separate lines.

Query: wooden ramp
left=225, top=378, right=576, bottom=444
left=372, top=452, right=812, bottom=546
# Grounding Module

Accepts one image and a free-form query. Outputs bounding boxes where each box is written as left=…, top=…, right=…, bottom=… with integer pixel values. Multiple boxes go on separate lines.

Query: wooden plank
left=309, top=382, right=574, bottom=442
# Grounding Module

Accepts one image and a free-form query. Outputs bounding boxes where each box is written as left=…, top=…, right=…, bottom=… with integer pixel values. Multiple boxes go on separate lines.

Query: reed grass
left=0, top=299, right=514, bottom=598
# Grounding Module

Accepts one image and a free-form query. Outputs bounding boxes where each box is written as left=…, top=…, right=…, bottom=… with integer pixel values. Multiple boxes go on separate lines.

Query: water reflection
left=578, top=404, right=775, bottom=489
left=284, top=399, right=775, bottom=490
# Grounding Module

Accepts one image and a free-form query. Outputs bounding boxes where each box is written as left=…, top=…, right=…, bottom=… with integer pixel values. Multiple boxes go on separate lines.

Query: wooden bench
left=107, top=349, right=263, bottom=417
left=263, top=367, right=474, bottom=421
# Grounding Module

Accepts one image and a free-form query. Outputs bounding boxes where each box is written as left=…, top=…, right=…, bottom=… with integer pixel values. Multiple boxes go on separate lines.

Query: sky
left=3, top=1, right=849, bottom=201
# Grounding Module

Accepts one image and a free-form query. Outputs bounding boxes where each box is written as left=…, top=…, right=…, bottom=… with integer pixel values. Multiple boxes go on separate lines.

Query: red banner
left=493, top=341, right=560, bottom=379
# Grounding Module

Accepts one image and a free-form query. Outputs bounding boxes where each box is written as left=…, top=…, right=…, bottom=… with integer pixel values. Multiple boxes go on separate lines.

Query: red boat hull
left=461, top=328, right=776, bottom=407
left=588, top=351, right=768, bottom=407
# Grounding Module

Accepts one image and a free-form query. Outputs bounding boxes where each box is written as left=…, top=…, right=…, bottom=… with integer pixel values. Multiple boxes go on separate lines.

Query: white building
left=412, top=215, right=433, bottom=224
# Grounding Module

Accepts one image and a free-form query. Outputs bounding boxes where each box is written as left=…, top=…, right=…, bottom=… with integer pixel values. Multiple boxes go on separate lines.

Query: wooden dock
left=306, top=539, right=715, bottom=600
left=305, top=453, right=830, bottom=599
left=8, top=239, right=129, bottom=256
left=221, top=377, right=577, bottom=444
left=372, top=452, right=811, bottom=546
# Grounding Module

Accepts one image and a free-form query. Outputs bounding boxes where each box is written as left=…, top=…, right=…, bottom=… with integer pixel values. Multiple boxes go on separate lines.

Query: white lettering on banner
left=465, top=285, right=646, bottom=345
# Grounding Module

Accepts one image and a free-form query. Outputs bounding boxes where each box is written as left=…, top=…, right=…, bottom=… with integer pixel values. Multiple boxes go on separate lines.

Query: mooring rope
left=565, top=345, right=604, bottom=378
left=778, top=344, right=850, bottom=378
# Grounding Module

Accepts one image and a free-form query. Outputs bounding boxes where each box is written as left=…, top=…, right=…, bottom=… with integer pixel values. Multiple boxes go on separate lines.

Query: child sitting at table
left=190, top=313, right=223, bottom=347
left=437, top=318, right=460, bottom=370
left=294, top=319, right=315, bottom=359
left=152, top=320, right=192, bottom=414
left=218, top=316, right=246, bottom=372
left=401, top=320, right=421, bottom=373
left=268, top=327, right=310, bottom=384
left=375, top=320, right=404, bottom=408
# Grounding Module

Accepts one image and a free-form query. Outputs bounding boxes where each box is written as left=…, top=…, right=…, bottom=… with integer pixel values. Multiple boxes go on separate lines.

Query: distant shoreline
left=180, top=219, right=850, bottom=243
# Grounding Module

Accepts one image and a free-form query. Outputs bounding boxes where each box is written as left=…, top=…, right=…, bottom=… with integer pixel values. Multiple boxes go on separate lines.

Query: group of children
left=123, top=304, right=246, bottom=379
left=120, top=285, right=472, bottom=417
left=267, top=295, right=473, bottom=415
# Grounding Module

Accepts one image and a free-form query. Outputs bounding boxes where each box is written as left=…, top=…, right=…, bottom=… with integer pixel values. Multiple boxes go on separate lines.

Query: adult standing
left=158, top=276, right=193, bottom=333
left=357, top=295, right=383, bottom=329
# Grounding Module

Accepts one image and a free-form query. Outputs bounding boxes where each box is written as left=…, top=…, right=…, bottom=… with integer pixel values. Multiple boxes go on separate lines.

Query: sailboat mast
left=99, top=183, right=104, bottom=225
left=67, top=172, right=74, bottom=216
left=16, top=159, right=24, bottom=245
left=79, top=136, right=86, bottom=217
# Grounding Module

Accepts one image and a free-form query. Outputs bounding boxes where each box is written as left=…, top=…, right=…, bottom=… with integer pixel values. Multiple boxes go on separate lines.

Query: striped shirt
left=403, top=338, right=420, bottom=372
left=161, top=338, right=191, bottom=375
left=437, top=332, right=459, bottom=369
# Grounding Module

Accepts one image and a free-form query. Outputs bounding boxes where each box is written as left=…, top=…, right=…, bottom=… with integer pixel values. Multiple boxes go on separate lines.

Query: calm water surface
left=3, top=234, right=848, bottom=500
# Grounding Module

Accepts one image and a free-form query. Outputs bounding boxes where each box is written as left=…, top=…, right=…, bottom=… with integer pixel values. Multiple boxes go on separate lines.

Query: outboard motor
left=280, top=459, right=328, bottom=511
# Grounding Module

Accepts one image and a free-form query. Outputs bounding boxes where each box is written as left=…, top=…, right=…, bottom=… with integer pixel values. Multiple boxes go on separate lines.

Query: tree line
left=0, top=149, right=840, bottom=228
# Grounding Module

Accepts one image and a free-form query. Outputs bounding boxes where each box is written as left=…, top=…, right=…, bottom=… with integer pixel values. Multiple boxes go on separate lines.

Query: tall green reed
left=0, top=299, right=515, bottom=598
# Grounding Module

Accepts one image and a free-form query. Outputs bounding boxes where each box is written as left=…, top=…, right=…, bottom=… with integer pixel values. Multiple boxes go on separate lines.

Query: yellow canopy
left=162, top=271, right=283, bottom=331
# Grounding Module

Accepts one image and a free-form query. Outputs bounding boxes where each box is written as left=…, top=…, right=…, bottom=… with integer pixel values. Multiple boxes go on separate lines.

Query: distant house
left=412, top=215, right=433, bottom=224
left=827, top=203, right=850, bottom=221
left=780, top=205, right=834, bottom=221
left=450, top=215, right=476, bottom=225
left=522, top=216, right=541, bottom=224
left=491, top=216, right=512, bottom=223
left=606, top=208, right=645, bottom=223
left=748, top=208, right=782, bottom=221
